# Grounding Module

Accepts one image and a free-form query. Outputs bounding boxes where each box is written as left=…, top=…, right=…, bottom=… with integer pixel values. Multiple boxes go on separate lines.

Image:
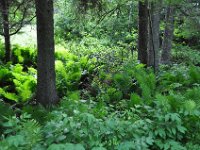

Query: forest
left=0, top=0, right=200, bottom=149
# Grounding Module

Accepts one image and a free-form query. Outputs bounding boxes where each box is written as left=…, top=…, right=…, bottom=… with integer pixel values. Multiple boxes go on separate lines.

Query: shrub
left=12, top=45, right=37, bottom=68
left=0, top=64, right=36, bottom=102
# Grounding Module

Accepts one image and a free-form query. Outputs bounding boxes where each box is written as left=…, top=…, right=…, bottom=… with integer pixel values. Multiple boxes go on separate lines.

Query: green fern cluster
left=172, top=44, right=200, bottom=65
left=95, top=62, right=156, bottom=105
left=55, top=48, right=97, bottom=97
left=158, top=65, right=200, bottom=93
left=12, top=45, right=37, bottom=68
left=0, top=64, right=36, bottom=102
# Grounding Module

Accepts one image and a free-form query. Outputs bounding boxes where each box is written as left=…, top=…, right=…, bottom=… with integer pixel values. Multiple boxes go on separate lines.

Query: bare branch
left=9, top=14, right=36, bottom=36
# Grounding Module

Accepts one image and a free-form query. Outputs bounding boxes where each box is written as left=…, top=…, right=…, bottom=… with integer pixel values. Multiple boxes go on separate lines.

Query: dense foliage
left=0, top=0, right=200, bottom=149
left=1, top=41, right=200, bottom=149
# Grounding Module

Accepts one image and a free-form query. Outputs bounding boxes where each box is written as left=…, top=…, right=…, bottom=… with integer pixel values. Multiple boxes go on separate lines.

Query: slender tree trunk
left=35, top=0, right=58, bottom=106
left=1, top=0, right=11, bottom=62
left=138, top=0, right=148, bottom=65
left=161, top=6, right=175, bottom=64
left=148, top=1, right=162, bottom=70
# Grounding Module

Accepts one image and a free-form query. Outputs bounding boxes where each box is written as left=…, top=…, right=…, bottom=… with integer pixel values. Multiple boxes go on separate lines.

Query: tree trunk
left=138, top=0, right=148, bottom=65
left=161, top=6, right=175, bottom=64
left=1, top=0, right=11, bottom=62
left=35, top=0, right=58, bottom=106
left=148, top=1, right=162, bottom=71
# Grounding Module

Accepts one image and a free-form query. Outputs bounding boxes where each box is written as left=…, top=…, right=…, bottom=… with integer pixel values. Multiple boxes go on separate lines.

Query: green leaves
left=0, top=114, right=41, bottom=150
left=0, top=64, right=36, bottom=102
left=1, top=94, right=200, bottom=150
left=0, top=88, right=18, bottom=101
left=1, top=40, right=200, bottom=150
left=48, top=143, right=85, bottom=150
left=12, top=45, right=37, bottom=67
left=55, top=49, right=97, bottom=97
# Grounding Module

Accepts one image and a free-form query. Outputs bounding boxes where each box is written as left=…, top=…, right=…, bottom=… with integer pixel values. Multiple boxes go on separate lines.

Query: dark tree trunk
left=1, top=0, right=11, bottom=62
left=148, top=1, right=162, bottom=71
left=35, top=0, right=58, bottom=106
left=161, top=6, right=175, bottom=64
left=138, top=0, right=148, bottom=65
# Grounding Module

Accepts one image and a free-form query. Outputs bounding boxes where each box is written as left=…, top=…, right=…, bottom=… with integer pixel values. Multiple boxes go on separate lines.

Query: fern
left=184, top=87, right=200, bottom=106
left=0, top=88, right=18, bottom=101
left=131, top=64, right=156, bottom=101
left=188, top=66, right=200, bottom=84
left=0, top=64, right=36, bottom=102
left=12, top=45, right=36, bottom=67
left=0, top=114, right=41, bottom=150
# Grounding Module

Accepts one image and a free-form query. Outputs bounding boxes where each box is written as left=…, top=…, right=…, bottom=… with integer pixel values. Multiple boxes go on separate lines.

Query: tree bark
left=138, top=0, right=148, bottom=65
left=161, top=6, right=175, bottom=64
left=1, top=0, right=11, bottom=62
left=35, top=0, right=58, bottom=106
left=148, top=1, right=162, bottom=71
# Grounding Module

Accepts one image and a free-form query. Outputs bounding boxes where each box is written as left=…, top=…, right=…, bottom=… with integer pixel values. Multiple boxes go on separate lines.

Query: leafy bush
left=55, top=48, right=97, bottom=97
left=0, top=113, right=41, bottom=150
left=12, top=45, right=37, bottom=68
left=1, top=95, right=199, bottom=150
left=172, top=44, right=200, bottom=65
left=158, top=65, right=200, bottom=93
left=93, top=62, right=156, bottom=105
left=0, top=64, right=36, bottom=102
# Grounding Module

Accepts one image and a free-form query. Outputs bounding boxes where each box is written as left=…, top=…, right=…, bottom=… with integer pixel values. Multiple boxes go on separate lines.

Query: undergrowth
left=0, top=43, right=200, bottom=149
